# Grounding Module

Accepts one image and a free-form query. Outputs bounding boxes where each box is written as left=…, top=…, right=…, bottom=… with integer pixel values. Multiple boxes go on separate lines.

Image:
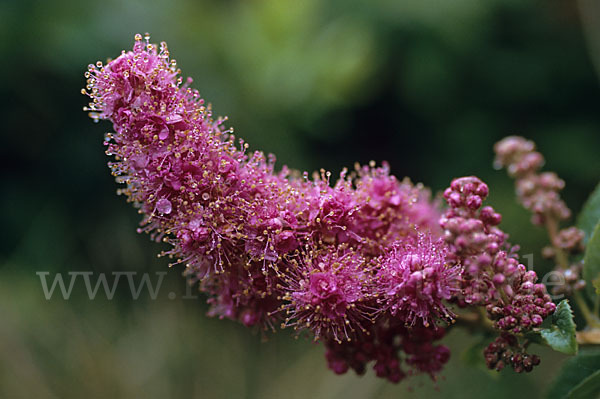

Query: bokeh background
left=2, top=0, right=600, bottom=398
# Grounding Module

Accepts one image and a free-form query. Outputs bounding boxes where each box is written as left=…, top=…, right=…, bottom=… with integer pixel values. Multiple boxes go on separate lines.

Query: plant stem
left=545, top=218, right=569, bottom=270
left=456, top=309, right=600, bottom=345
left=577, top=328, right=600, bottom=345
left=573, top=291, right=600, bottom=329
left=454, top=308, right=495, bottom=334
left=486, top=265, right=511, bottom=305
left=544, top=215, right=600, bottom=329
left=455, top=309, right=600, bottom=345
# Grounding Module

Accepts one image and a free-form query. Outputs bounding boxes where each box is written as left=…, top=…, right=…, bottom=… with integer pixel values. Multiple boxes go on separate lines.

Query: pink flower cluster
left=439, top=176, right=556, bottom=373
left=84, top=36, right=556, bottom=382
left=484, top=333, right=540, bottom=373
left=440, top=176, right=556, bottom=333
left=494, top=136, right=586, bottom=296
left=494, top=136, right=570, bottom=226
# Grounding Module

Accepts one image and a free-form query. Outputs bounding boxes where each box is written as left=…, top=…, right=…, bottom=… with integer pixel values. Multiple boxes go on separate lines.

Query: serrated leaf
left=578, top=182, right=600, bottom=244
left=568, top=370, right=600, bottom=399
left=537, top=300, right=578, bottom=355
left=583, top=223, right=600, bottom=300
left=547, top=349, right=600, bottom=399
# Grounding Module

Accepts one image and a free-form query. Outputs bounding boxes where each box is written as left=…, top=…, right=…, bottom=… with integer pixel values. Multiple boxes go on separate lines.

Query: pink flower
left=277, top=247, right=376, bottom=342
left=377, top=233, right=460, bottom=327
left=85, top=34, right=470, bottom=383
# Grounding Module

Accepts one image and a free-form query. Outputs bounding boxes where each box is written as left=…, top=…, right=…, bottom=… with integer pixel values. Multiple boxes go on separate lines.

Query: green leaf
left=583, top=223, right=600, bottom=300
left=547, top=349, right=600, bottom=399
left=568, top=370, right=600, bottom=399
left=593, top=277, right=600, bottom=296
left=578, top=182, right=600, bottom=244
left=530, top=300, right=578, bottom=355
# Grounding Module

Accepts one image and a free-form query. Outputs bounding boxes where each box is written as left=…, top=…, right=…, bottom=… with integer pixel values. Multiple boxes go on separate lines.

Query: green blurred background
left=2, top=0, right=600, bottom=397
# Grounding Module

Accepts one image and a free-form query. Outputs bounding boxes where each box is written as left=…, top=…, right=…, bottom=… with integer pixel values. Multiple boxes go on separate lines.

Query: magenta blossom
left=277, top=247, right=376, bottom=343
left=377, top=233, right=460, bottom=327
left=84, top=35, right=559, bottom=384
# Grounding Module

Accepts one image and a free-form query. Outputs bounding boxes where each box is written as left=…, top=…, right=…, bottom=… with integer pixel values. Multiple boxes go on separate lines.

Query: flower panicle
left=494, top=136, right=571, bottom=225
left=494, top=136, right=587, bottom=297
left=440, top=175, right=556, bottom=373
left=85, top=35, right=555, bottom=384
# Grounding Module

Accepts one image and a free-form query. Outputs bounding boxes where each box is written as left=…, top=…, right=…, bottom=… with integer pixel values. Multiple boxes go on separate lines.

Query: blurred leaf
left=583, top=223, right=600, bottom=300
left=578, top=182, right=600, bottom=244
left=528, top=300, right=577, bottom=355
left=461, top=336, right=500, bottom=378
left=567, top=370, right=600, bottom=399
left=547, top=349, right=600, bottom=399
left=594, top=277, right=600, bottom=295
